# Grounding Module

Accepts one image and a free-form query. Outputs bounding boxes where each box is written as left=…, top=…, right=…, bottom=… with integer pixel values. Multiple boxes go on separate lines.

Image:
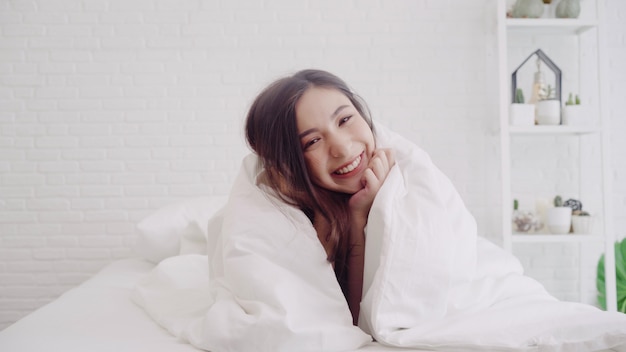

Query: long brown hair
left=245, top=69, right=373, bottom=286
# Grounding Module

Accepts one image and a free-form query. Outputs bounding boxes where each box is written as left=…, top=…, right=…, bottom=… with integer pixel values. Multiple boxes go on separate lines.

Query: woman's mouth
left=334, top=154, right=363, bottom=175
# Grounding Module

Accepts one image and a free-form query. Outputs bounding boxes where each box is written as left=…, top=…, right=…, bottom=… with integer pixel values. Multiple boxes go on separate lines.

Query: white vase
left=512, top=0, right=545, bottom=18
left=509, top=104, right=535, bottom=126
left=547, top=207, right=572, bottom=234
left=556, top=0, right=581, bottom=19
left=572, top=215, right=594, bottom=234
left=542, top=1, right=557, bottom=18
left=562, top=105, right=584, bottom=125
left=536, top=100, right=561, bottom=125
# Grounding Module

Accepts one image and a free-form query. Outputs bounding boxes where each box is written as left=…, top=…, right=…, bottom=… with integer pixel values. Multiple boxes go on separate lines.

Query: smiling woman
left=125, top=69, right=626, bottom=352
left=245, top=70, right=395, bottom=324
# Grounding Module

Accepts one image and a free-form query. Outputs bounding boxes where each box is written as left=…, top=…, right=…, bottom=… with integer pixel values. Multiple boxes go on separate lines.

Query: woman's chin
left=339, top=183, right=364, bottom=195
left=331, top=175, right=365, bottom=195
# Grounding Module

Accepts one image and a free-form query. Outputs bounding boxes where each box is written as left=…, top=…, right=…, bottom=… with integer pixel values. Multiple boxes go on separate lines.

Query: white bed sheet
left=0, top=258, right=428, bottom=352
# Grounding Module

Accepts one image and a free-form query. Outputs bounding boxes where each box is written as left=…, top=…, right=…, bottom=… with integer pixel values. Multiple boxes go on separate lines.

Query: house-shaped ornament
left=511, top=49, right=562, bottom=106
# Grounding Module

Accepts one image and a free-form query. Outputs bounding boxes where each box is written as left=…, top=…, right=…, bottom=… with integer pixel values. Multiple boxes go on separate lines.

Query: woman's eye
left=339, top=115, right=352, bottom=125
left=304, top=138, right=320, bottom=150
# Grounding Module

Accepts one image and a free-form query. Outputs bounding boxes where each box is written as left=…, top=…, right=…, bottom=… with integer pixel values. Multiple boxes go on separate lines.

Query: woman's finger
left=370, top=148, right=393, bottom=182
left=384, top=149, right=395, bottom=168
left=369, top=157, right=384, bottom=182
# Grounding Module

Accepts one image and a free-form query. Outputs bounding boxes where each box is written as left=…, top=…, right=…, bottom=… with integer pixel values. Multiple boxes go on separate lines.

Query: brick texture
left=0, top=0, right=625, bottom=329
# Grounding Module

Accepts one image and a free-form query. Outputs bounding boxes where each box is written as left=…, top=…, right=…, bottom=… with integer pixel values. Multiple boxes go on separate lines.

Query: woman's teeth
left=335, top=155, right=361, bottom=175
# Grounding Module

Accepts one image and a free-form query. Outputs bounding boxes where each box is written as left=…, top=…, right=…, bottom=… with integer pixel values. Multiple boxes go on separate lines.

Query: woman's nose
left=328, top=133, right=350, bottom=158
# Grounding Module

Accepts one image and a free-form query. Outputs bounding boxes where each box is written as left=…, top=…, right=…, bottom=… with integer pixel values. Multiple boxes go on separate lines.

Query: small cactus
left=554, top=195, right=563, bottom=207
left=513, top=199, right=519, bottom=211
left=540, top=84, right=555, bottom=100
left=564, top=198, right=582, bottom=212
left=565, top=93, right=580, bottom=106
left=514, top=88, right=525, bottom=104
left=512, top=0, right=544, bottom=18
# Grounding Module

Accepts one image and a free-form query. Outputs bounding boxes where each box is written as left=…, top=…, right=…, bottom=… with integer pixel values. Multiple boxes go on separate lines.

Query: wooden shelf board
left=508, top=125, right=600, bottom=135
left=506, top=18, right=598, bottom=35
left=512, top=233, right=602, bottom=243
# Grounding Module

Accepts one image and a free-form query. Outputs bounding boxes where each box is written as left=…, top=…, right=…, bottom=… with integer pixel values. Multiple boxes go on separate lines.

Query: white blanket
left=133, top=125, right=626, bottom=351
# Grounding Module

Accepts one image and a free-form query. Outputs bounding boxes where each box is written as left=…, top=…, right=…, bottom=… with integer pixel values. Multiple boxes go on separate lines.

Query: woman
left=245, top=69, right=395, bottom=325
left=134, top=70, right=626, bottom=352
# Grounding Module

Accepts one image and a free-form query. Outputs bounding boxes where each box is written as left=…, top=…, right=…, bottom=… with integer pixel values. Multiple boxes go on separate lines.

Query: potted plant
left=562, top=93, right=584, bottom=125
left=556, top=0, right=581, bottom=19
left=536, top=85, right=561, bottom=125
left=546, top=195, right=572, bottom=234
left=572, top=210, right=593, bottom=234
left=511, top=0, right=544, bottom=18
left=509, top=88, right=535, bottom=126
left=596, top=237, right=626, bottom=312
left=512, top=199, right=541, bottom=233
left=564, top=198, right=594, bottom=234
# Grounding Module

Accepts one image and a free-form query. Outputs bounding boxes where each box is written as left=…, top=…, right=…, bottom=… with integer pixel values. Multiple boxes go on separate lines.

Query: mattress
left=0, top=258, right=426, bottom=352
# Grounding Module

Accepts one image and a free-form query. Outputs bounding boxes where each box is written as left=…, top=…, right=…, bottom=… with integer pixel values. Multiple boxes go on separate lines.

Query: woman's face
left=295, top=86, right=375, bottom=195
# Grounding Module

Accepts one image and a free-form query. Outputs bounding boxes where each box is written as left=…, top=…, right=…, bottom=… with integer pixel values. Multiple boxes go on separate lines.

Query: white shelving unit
left=496, top=0, right=616, bottom=311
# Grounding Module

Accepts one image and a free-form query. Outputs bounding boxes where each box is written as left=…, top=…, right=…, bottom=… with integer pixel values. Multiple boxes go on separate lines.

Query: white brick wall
left=0, top=0, right=625, bottom=329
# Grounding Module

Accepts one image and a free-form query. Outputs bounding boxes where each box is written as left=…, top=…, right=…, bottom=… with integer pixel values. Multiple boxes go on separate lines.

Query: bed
left=1, top=195, right=624, bottom=352
left=2, top=126, right=626, bottom=351
left=0, top=193, right=625, bottom=352
left=0, top=258, right=407, bottom=352
left=0, top=194, right=407, bottom=352
left=0, top=258, right=200, bottom=352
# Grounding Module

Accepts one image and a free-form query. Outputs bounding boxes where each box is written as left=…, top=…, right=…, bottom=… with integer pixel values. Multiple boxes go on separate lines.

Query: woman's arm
left=347, top=148, right=395, bottom=325
left=314, top=211, right=366, bottom=325
left=346, top=213, right=367, bottom=325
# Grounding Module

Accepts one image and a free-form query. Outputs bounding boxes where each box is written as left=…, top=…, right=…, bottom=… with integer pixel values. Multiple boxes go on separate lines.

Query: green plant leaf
left=597, top=253, right=606, bottom=309
left=617, top=240, right=626, bottom=279
left=597, top=237, right=626, bottom=313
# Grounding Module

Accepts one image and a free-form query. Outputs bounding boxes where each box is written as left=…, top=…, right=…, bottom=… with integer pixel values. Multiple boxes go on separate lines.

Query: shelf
left=512, top=233, right=602, bottom=243
left=498, top=0, right=617, bottom=311
left=506, top=18, right=598, bottom=35
left=509, top=125, right=600, bottom=135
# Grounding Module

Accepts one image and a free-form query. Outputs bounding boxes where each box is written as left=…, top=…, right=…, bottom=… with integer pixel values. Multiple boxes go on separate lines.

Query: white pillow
left=133, top=196, right=228, bottom=263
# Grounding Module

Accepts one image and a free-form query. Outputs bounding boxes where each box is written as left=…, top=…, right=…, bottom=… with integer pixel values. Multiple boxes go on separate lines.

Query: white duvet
left=133, top=125, right=626, bottom=352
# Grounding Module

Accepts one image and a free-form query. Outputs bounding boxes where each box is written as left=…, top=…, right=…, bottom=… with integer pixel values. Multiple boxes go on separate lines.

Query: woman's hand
left=348, top=148, right=395, bottom=219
